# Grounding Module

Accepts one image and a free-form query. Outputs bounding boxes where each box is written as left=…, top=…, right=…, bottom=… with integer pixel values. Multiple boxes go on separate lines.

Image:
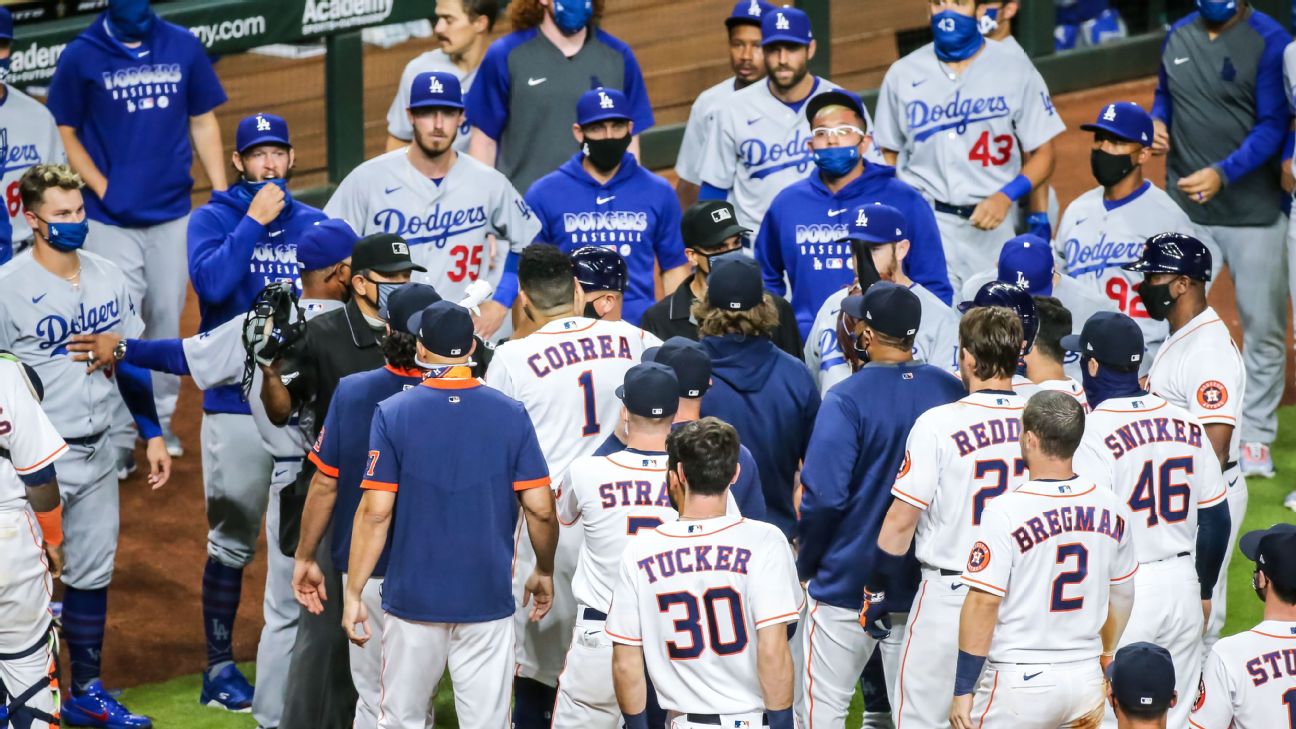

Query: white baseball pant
left=668, top=710, right=766, bottom=729
left=0, top=630, right=59, bottom=729
left=933, top=209, right=1017, bottom=297
left=798, top=594, right=906, bottom=729
left=252, top=459, right=305, bottom=729
left=892, top=570, right=972, bottom=729
left=1205, top=466, right=1248, bottom=649
left=377, top=613, right=513, bottom=729
left=552, top=607, right=618, bottom=729
left=0, top=508, right=53, bottom=654
left=343, top=574, right=436, bottom=729
left=970, top=659, right=1105, bottom=728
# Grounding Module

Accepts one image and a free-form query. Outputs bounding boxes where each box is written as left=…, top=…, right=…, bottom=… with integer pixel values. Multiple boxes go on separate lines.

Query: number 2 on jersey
left=968, top=132, right=1013, bottom=167
left=657, top=588, right=748, bottom=659
left=1050, top=543, right=1088, bottom=612
left=577, top=370, right=599, bottom=436
left=972, top=458, right=1027, bottom=524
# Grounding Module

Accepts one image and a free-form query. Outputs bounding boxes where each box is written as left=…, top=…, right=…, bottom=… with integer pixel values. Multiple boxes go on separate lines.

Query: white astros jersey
left=324, top=149, right=540, bottom=304
left=873, top=41, right=1064, bottom=206
left=805, top=282, right=959, bottom=395
left=1013, top=375, right=1089, bottom=411
left=0, top=251, right=143, bottom=437
left=1190, top=620, right=1296, bottom=729
left=386, top=49, right=476, bottom=152
left=1146, top=307, right=1244, bottom=464
left=0, top=357, right=66, bottom=511
left=0, top=86, right=66, bottom=243
left=606, top=514, right=803, bottom=715
left=962, top=478, right=1138, bottom=663
left=892, top=391, right=1027, bottom=572
left=675, top=77, right=742, bottom=186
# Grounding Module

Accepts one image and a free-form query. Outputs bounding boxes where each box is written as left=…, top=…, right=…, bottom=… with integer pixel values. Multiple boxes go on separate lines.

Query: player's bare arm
left=881, top=148, right=898, bottom=166
left=611, top=643, right=647, bottom=715
left=292, top=470, right=339, bottom=615
left=949, top=587, right=1002, bottom=729
left=57, top=125, right=108, bottom=197
left=660, top=263, right=691, bottom=296
left=26, top=477, right=63, bottom=578
left=189, top=111, right=228, bottom=192
left=467, top=126, right=498, bottom=166
left=1204, top=423, right=1233, bottom=469
left=756, top=624, right=794, bottom=712
left=876, top=500, right=921, bottom=556
left=343, top=489, right=395, bottom=646
left=519, top=484, right=558, bottom=621
left=1150, top=118, right=1169, bottom=155
left=1099, top=578, right=1135, bottom=671
left=67, top=332, right=121, bottom=374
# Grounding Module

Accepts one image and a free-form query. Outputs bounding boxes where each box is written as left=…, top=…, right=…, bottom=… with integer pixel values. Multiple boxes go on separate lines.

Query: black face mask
left=1090, top=148, right=1137, bottom=188
left=583, top=134, right=632, bottom=173
left=1139, top=280, right=1177, bottom=321
left=583, top=301, right=602, bottom=320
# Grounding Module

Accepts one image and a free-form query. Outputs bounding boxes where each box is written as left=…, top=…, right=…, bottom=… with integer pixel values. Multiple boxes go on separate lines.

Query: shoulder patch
left=967, top=541, right=991, bottom=573
left=896, top=451, right=912, bottom=479
left=1196, top=380, right=1228, bottom=410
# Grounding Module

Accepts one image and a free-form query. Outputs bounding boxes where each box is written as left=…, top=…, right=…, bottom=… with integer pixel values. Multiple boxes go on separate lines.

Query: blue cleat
left=62, top=680, right=153, bottom=729
left=200, top=663, right=254, bottom=713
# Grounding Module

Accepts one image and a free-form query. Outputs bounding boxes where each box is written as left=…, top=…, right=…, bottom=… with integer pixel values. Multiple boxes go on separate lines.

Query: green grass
left=101, top=411, right=1296, bottom=729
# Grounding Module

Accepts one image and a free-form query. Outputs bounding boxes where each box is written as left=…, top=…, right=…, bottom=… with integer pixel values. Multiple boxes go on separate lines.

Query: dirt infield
left=91, top=75, right=1278, bottom=688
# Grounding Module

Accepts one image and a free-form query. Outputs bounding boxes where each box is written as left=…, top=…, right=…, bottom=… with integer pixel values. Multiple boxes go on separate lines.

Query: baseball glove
left=242, top=281, right=306, bottom=399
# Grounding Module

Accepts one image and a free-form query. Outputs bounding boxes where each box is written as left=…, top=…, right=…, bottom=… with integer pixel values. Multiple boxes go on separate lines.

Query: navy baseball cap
left=644, top=337, right=712, bottom=399
left=296, top=220, right=360, bottom=272
left=707, top=258, right=764, bottom=311
left=842, top=281, right=921, bottom=339
left=0, top=8, right=14, bottom=40
left=415, top=301, right=474, bottom=357
left=383, top=283, right=442, bottom=335
left=577, top=87, right=632, bottom=126
left=1080, top=101, right=1154, bottom=146
left=1061, top=311, right=1143, bottom=368
left=727, top=0, right=770, bottom=28
left=997, top=234, right=1055, bottom=296
left=236, top=112, right=291, bottom=153
left=806, top=89, right=868, bottom=127
left=1106, top=643, right=1175, bottom=714
left=761, top=6, right=812, bottom=46
left=409, top=71, right=464, bottom=110
left=1123, top=232, right=1212, bottom=282
left=840, top=204, right=906, bottom=245
left=572, top=246, right=628, bottom=293
left=1240, top=524, right=1296, bottom=591
left=616, top=362, right=680, bottom=418
left=351, top=233, right=427, bottom=274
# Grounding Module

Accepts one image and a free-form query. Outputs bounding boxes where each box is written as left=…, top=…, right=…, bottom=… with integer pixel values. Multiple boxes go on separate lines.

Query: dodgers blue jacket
left=699, top=334, right=820, bottom=538
left=798, top=362, right=965, bottom=611
left=187, top=181, right=327, bottom=415
left=526, top=153, right=688, bottom=325
left=754, top=163, right=952, bottom=338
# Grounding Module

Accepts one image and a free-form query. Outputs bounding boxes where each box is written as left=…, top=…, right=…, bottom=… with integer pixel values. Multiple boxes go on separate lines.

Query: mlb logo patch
left=642, top=460, right=652, bottom=467
left=826, top=258, right=843, bottom=269
left=688, top=524, right=704, bottom=533
left=1057, top=484, right=1072, bottom=494
left=733, top=722, right=751, bottom=728
left=711, top=207, right=733, bottom=223
left=449, top=396, right=460, bottom=403
left=391, top=241, right=410, bottom=255
left=902, top=373, right=913, bottom=380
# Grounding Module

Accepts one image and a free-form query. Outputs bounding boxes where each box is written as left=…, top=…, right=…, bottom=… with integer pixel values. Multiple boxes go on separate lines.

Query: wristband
left=953, top=650, right=986, bottom=696
left=999, top=174, right=1032, bottom=202
left=622, top=710, right=649, bottom=729
left=35, top=505, right=63, bottom=547
left=767, top=707, right=794, bottom=729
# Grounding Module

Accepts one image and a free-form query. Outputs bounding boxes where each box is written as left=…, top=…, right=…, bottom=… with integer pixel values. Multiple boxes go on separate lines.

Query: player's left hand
left=949, top=693, right=975, bottom=729
left=44, top=541, right=63, bottom=578
left=293, top=558, right=328, bottom=614
left=970, top=192, right=1012, bottom=231
left=523, top=569, right=554, bottom=622
left=144, top=437, right=171, bottom=490
left=68, top=333, right=121, bottom=374
left=342, top=592, right=371, bottom=646
left=858, top=589, right=891, bottom=640
left=474, top=300, right=509, bottom=339
left=1178, top=167, right=1223, bottom=204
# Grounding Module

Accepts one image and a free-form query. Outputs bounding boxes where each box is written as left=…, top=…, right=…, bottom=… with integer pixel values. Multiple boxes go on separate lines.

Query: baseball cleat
left=163, top=432, right=184, bottom=458
left=200, top=663, right=254, bottom=712
left=62, top=680, right=153, bottom=729
left=1240, top=443, right=1275, bottom=479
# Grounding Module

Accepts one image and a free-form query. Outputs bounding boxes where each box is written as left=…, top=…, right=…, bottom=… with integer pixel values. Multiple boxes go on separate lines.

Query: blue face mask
left=552, top=0, right=593, bottom=35
left=812, top=146, right=860, bottom=178
left=246, top=178, right=289, bottom=194
left=40, top=218, right=90, bottom=252
left=1196, top=0, right=1238, bottom=24
left=107, top=0, right=155, bottom=43
left=931, top=10, right=984, bottom=62
left=1080, top=356, right=1144, bottom=409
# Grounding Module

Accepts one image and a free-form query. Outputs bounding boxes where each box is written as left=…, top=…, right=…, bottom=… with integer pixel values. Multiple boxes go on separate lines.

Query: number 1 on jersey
left=577, top=370, right=599, bottom=436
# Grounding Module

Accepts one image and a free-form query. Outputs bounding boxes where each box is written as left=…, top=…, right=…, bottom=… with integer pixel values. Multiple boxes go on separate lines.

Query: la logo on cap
left=429, top=76, right=444, bottom=94
left=392, top=241, right=409, bottom=255
left=1102, top=104, right=1117, bottom=121
left=855, top=209, right=869, bottom=227
left=775, top=12, right=789, bottom=29
left=748, top=0, right=761, bottom=15
left=711, top=207, right=733, bottom=223
left=1015, top=271, right=1029, bottom=288
left=256, top=114, right=271, bottom=131
left=598, top=90, right=614, bottom=109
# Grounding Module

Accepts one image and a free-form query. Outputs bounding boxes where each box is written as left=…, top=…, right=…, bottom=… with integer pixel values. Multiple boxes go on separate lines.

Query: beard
left=767, top=62, right=808, bottom=93
left=414, top=129, right=455, bottom=158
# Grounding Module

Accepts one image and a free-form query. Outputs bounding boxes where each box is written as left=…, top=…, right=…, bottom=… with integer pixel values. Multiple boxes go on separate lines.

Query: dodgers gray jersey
left=873, top=41, right=1065, bottom=206
left=324, top=149, right=540, bottom=303
left=0, top=250, right=143, bottom=437
left=675, top=76, right=741, bottom=185
left=0, top=86, right=66, bottom=242
left=386, top=50, right=476, bottom=153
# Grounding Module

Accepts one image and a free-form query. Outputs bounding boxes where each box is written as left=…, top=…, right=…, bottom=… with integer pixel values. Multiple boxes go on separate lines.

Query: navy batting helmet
left=572, top=246, right=628, bottom=293
left=1122, top=232, right=1212, bottom=281
left=958, top=281, right=1040, bottom=354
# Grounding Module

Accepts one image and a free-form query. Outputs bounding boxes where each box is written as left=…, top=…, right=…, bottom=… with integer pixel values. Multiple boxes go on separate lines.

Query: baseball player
left=1014, top=296, right=1088, bottom=407
left=1064, top=311, right=1230, bottom=729
left=949, top=391, right=1138, bottom=729
left=571, top=246, right=629, bottom=324
left=524, top=87, right=690, bottom=325
left=1189, top=523, right=1296, bottom=729
left=607, top=417, right=802, bottom=729
left=1124, top=233, right=1246, bottom=647
left=343, top=300, right=558, bottom=729
left=1104, top=643, right=1178, bottom=729
left=0, top=355, right=65, bottom=729
left=805, top=203, right=961, bottom=394
left=697, top=6, right=874, bottom=234
left=674, top=0, right=770, bottom=208
left=325, top=71, right=539, bottom=338
left=863, top=305, right=1025, bottom=729
left=0, top=163, right=169, bottom=729
left=873, top=0, right=1064, bottom=292
left=798, top=283, right=966, bottom=728
left=755, top=91, right=952, bottom=337
left=385, top=0, right=499, bottom=153
left=0, top=8, right=65, bottom=262
left=484, top=243, right=657, bottom=727
left=1054, top=101, right=1206, bottom=377
left=959, top=280, right=1039, bottom=360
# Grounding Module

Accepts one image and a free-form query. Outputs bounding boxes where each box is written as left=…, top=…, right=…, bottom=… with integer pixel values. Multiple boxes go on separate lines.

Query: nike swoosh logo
left=268, top=230, right=283, bottom=237
left=281, top=371, right=300, bottom=385
left=32, top=293, right=46, bottom=304
left=911, top=79, right=926, bottom=87
left=596, top=195, right=616, bottom=204
left=385, top=186, right=401, bottom=194
left=1024, top=672, right=1042, bottom=681
left=86, top=709, right=110, bottom=721
left=951, top=582, right=965, bottom=591
left=746, top=117, right=761, bottom=125
left=1174, top=57, right=1190, bottom=65
left=1074, top=218, right=1086, bottom=226
left=827, top=208, right=847, bottom=217
left=1228, top=477, right=1238, bottom=488
left=528, top=77, right=547, bottom=86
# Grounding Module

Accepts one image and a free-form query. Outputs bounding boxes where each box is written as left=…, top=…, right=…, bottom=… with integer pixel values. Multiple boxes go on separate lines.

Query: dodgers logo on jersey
left=562, top=210, right=649, bottom=247
left=0, top=128, right=44, bottom=178
left=100, top=63, right=183, bottom=111
left=1062, top=234, right=1145, bottom=278
left=372, top=203, right=488, bottom=248
left=36, top=299, right=123, bottom=356
left=251, top=242, right=300, bottom=282
left=738, top=127, right=814, bottom=180
left=906, top=91, right=1011, bottom=142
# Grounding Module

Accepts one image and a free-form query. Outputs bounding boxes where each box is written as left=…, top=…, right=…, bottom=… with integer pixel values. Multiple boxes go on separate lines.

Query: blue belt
left=581, top=607, right=607, bottom=621
left=934, top=201, right=976, bottom=219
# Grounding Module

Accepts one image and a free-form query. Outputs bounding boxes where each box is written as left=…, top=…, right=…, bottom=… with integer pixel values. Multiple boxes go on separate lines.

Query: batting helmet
left=1122, top=232, right=1212, bottom=282
left=572, top=246, right=628, bottom=293
left=958, top=281, right=1039, bottom=354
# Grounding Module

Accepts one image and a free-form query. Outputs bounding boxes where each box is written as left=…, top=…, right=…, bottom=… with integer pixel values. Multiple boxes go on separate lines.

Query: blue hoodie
left=46, top=14, right=227, bottom=227
left=755, top=163, right=952, bottom=338
left=187, top=181, right=327, bottom=415
left=525, top=152, right=688, bottom=325
left=699, top=334, right=820, bottom=538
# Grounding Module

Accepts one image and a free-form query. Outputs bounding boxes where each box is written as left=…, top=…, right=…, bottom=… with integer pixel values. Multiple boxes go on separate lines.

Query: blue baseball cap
left=414, top=301, right=475, bottom=357
left=296, top=220, right=359, bottom=272
left=761, top=6, right=812, bottom=46
left=236, top=112, right=291, bottom=153
left=577, top=87, right=632, bottom=126
left=1061, top=311, right=1143, bottom=368
left=707, top=258, right=764, bottom=311
left=1080, top=101, right=1153, bottom=146
left=996, top=234, right=1055, bottom=296
left=1105, top=643, right=1175, bottom=714
left=383, top=283, right=442, bottom=336
left=0, top=8, right=14, bottom=40
left=842, top=281, right=921, bottom=339
left=615, top=362, right=680, bottom=418
left=409, top=71, right=464, bottom=110
left=644, top=336, right=712, bottom=399
left=840, top=204, right=907, bottom=245
left=727, top=0, right=771, bottom=28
